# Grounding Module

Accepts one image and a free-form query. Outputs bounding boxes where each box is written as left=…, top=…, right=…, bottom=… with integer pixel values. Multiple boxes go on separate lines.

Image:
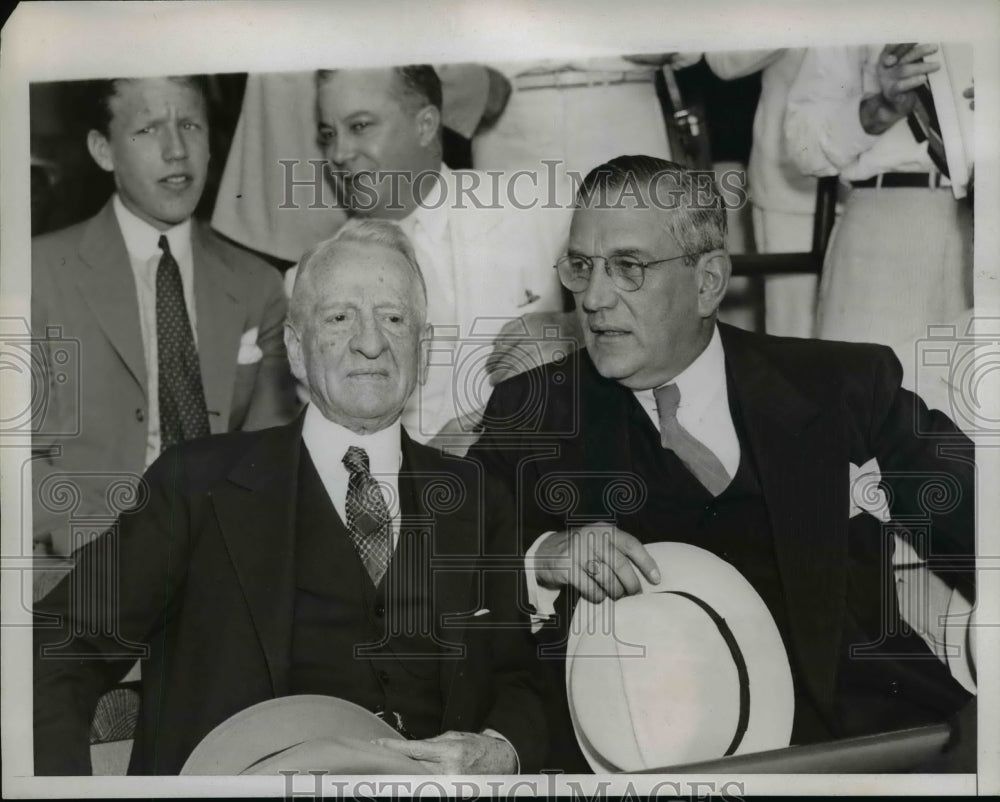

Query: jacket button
left=135, top=408, right=145, bottom=422
left=375, top=605, right=385, bottom=618
left=888, top=679, right=902, bottom=696
left=378, top=671, right=390, bottom=684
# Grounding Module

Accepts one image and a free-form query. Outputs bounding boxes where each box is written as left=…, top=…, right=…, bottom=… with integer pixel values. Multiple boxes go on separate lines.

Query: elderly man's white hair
left=289, top=218, right=428, bottom=327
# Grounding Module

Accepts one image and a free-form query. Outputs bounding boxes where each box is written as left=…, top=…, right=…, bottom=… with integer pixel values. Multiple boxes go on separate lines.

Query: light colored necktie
left=653, top=383, right=731, bottom=497
left=341, top=446, right=394, bottom=586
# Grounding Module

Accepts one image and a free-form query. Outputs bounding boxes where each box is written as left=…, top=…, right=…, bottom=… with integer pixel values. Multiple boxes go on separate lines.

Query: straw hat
left=181, top=695, right=430, bottom=775
left=566, top=542, right=795, bottom=772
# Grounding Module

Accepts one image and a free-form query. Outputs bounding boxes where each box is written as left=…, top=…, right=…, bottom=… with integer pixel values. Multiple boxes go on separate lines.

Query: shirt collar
left=668, top=324, right=726, bottom=407
left=301, top=402, right=403, bottom=476
left=634, top=324, right=726, bottom=412
left=113, top=193, right=192, bottom=264
left=400, top=162, right=450, bottom=243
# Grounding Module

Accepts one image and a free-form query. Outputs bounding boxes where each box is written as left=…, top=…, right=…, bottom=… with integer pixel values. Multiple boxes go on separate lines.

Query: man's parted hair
left=578, top=155, right=728, bottom=267
left=290, top=218, right=428, bottom=326
left=316, top=65, right=442, bottom=113
left=86, top=76, right=210, bottom=137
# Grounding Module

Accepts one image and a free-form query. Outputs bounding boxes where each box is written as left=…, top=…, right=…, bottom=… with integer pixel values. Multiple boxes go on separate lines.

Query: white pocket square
left=472, top=608, right=491, bottom=617
left=849, top=457, right=891, bottom=522
left=237, top=327, right=263, bottom=365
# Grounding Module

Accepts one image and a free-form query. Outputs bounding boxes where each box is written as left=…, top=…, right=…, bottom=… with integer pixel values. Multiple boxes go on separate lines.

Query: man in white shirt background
left=784, top=44, right=974, bottom=346
left=285, top=65, right=570, bottom=450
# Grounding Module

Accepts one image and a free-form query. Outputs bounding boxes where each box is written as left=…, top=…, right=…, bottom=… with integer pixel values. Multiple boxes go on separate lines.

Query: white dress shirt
left=396, top=172, right=456, bottom=327
left=631, top=326, right=740, bottom=480
left=113, top=194, right=196, bottom=467
left=526, top=325, right=740, bottom=626
left=300, top=403, right=401, bottom=537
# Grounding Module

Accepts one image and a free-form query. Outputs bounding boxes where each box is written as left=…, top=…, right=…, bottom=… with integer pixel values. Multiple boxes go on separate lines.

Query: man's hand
left=374, top=731, right=516, bottom=774
left=485, top=311, right=581, bottom=386
left=860, top=43, right=941, bottom=134
left=535, top=523, right=660, bottom=603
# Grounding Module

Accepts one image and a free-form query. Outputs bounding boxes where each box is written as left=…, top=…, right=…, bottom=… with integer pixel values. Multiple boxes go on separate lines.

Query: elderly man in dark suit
left=34, top=219, right=545, bottom=775
left=468, top=156, right=975, bottom=772
left=31, top=75, right=299, bottom=559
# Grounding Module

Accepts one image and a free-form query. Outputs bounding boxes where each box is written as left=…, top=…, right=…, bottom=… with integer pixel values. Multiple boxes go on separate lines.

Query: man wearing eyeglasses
left=467, top=156, right=975, bottom=772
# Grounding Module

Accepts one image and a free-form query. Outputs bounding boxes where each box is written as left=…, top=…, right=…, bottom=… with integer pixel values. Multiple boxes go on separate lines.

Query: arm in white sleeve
left=524, top=531, right=562, bottom=634
left=784, top=46, right=883, bottom=176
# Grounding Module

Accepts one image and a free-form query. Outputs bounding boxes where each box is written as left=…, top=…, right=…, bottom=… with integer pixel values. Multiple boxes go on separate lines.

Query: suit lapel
left=720, top=325, right=848, bottom=720
left=579, top=352, right=639, bottom=517
left=211, top=416, right=303, bottom=697
left=192, top=223, right=246, bottom=433
left=398, top=431, right=481, bottom=709
left=76, top=201, right=147, bottom=394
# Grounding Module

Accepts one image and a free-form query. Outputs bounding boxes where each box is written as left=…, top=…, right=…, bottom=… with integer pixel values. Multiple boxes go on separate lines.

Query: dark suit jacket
left=467, top=324, right=975, bottom=762
left=33, top=418, right=545, bottom=775
left=31, top=200, right=299, bottom=555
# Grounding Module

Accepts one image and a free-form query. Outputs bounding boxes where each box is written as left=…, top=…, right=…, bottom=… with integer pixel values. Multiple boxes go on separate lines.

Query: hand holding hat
left=535, top=522, right=661, bottom=603
left=375, top=730, right=517, bottom=774
left=566, top=543, right=795, bottom=772
left=182, top=696, right=429, bottom=775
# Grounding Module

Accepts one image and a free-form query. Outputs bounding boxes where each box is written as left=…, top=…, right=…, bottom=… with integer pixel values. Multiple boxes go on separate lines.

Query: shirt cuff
left=525, top=531, right=562, bottom=634
left=823, top=94, right=884, bottom=168
left=481, top=728, right=520, bottom=774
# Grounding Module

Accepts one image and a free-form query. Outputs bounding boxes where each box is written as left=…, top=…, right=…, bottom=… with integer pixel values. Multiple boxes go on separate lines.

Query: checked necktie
left=156, top=235, right=210, bottom=450
left=654, top=383, right=731, bottom=497
left=342, top=446, right=394, bottom=586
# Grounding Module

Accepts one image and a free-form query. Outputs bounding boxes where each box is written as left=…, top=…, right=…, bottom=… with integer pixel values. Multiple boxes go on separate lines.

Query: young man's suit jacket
left=468, top=323, right=975, bottom=770
left=34, top=418, right=546, bottom=775
left=31, top=201, right=299, bottom=555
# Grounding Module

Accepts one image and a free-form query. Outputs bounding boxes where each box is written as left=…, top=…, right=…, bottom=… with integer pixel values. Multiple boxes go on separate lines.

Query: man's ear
left=86, top=130, right=115, bottom=173
left=284, top=322, right=306, bottom=384
left=417, top=322, right=433, bottom=386
left=695, top=250, right=732, bottom=318
left=415, top=105, right=441, bottom=149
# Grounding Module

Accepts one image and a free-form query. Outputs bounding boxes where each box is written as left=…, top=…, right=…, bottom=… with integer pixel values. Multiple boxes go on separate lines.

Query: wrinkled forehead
left=569, top=200, right=681, bottom=257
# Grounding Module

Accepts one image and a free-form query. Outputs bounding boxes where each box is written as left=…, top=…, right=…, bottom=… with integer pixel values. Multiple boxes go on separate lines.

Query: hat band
left=668, top=591, right=750, bottom=756
left=241, top=740, right=307, bottom=773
